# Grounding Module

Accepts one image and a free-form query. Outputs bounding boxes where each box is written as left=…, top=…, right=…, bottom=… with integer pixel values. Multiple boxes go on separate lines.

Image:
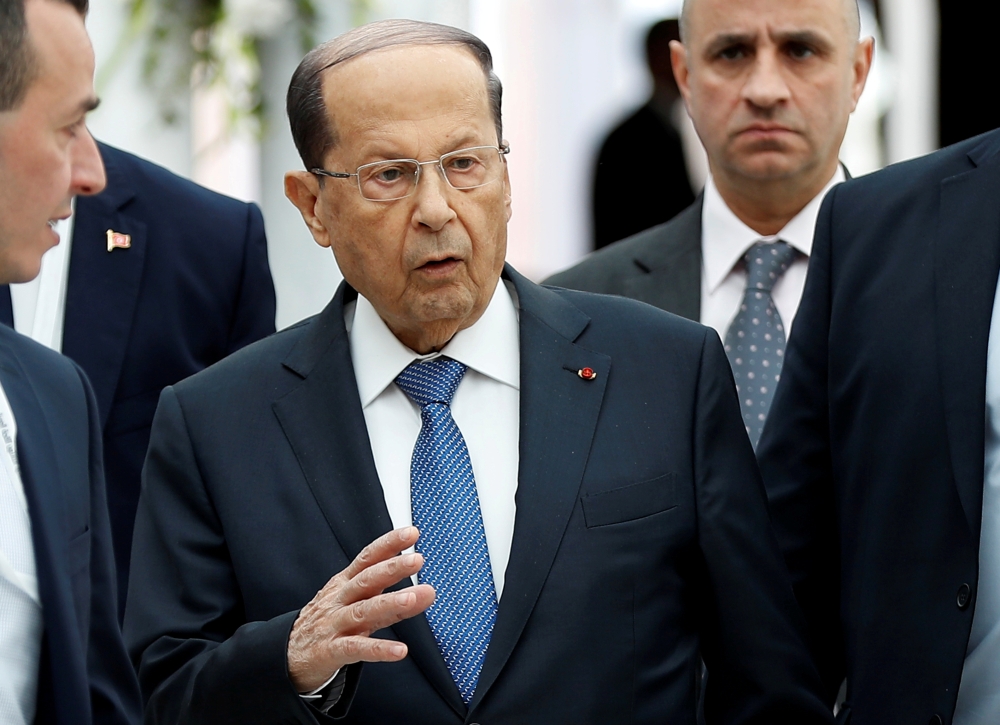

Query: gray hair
left=286, top=19, right=503, bottom=171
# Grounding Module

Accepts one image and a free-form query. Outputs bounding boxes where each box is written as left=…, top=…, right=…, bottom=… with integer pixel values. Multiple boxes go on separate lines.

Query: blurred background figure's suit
left=591, top=19, right=695, bottom=250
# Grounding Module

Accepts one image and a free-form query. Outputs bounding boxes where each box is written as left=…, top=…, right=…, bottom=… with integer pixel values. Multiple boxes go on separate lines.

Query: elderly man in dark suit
left=758, top=127, right=1000, bottom=725
left=124, top=18, right=834, bottom=725
left=547, top=0, right=873, bottom=447
left=0, top=0, right=140, bottom=722
left=0, top=141, right=276, bottom=614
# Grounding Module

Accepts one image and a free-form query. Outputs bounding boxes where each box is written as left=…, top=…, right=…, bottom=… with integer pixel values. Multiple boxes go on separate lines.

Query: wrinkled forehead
left=683, top=0, right=859, bottom=44
left=320, top=44, right=493, bottom=141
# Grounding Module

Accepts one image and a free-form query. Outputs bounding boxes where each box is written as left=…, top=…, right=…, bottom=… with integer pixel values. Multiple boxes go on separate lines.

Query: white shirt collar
left=701, top=166, right=846, bottom=294
left=349, top=279, right=520, bottom=408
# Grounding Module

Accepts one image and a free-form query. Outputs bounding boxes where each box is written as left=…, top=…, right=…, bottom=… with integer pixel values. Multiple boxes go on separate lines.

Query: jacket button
left=957, top=583, right=972, bottom=610
left=929, top=715, right=943, bottom=725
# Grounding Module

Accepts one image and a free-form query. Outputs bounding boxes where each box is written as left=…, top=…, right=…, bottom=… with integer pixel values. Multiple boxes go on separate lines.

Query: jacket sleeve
left=75, top=362, right=143, bottom=725
left=123, top=387, right=358, bottom=724
left=690, top=330, right=834, bottom=725
left=226, top=202, right=276, bottom=353
left=756, top=187, right=844, bottom=703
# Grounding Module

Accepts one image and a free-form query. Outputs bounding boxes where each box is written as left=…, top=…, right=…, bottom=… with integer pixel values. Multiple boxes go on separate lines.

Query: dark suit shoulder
left=0, top=324, right=89, bottom=398
left=831, top=128, right=999, bottom=211
left=545, top=283, right=709, bottom=352
left=99, top=143, right=255, bottom=219
left=544, top=200, right=701, bottom=295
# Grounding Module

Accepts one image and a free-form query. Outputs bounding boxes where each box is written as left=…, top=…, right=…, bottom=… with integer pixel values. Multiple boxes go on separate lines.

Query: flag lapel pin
left=106, top=229, right=131, bottom=252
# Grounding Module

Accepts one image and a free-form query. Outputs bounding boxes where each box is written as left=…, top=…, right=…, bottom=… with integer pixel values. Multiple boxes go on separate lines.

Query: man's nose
left=71, top=128, right=107, bottom=197
left=742, top=48, right=792, bottom=110
left=411, top=165, right=457, bottom=232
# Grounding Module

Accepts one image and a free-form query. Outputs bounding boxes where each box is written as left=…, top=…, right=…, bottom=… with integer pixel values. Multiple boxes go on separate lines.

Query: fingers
left=337, top=551, right=425, bottom=606
left=339, top=526, right=420, bottom=582
left=337, top=584, right=436, bottom=637
left=331, top=636, right=408, bottom=665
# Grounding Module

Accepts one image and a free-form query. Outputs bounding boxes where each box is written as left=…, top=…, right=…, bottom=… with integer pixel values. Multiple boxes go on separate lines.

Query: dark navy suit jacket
left=757, top=129, right=1000, bottom=724
left=0, top=323, right=140, bottom=725
left=124, top=266, right=833, bottom=725
left=1, top=143, right=276, bottom=609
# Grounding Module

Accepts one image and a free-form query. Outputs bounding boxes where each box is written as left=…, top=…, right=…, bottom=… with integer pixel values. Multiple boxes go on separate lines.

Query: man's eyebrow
left=78, top=96, right=101, bottom=115
left=771, top=30, right=834, bottom=51
left=704, top=32, right=757, bottom=56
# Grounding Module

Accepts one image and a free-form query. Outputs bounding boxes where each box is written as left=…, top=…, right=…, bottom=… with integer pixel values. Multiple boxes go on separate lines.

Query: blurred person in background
left=591, top=18, right=695, bottom=250
left=547, top=0, right=872, bottom=449
left=0, top=0, right=141, bottom=722
left=0, top=140, right=277, bottom=618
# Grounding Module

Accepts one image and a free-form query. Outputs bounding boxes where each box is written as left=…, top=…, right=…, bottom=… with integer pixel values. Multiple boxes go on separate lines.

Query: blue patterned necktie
left=724, top=241, right=797, bottom=448
left=395, top=357, right=498, bottom=705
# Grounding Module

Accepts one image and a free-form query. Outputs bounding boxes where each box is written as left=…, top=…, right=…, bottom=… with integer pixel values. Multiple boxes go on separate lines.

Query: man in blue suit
left=125, top=19, right=834, bottom=725
left=0, top=0, right=140, bottom=722
left=0, top=141, right=276, bottom=612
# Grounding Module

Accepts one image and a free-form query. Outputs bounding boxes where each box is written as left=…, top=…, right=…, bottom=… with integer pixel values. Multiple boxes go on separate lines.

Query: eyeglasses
left=311, top=144, right=510, bottom=202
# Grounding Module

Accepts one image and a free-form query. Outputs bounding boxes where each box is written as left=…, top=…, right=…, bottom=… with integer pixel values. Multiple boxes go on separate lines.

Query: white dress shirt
left=345, top=279, right=520, bottom=599
left=952, top=278, right=1000, bottom=724
left=0, top=380, right=43, bottom=725
left=699, top=168, right=845, bottom=338
left=9, top=212, right=74, bottom=352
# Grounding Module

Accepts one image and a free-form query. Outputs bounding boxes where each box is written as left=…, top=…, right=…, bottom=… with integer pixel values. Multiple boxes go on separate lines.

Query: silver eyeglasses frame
left=310, top=143, right=510, bottom=202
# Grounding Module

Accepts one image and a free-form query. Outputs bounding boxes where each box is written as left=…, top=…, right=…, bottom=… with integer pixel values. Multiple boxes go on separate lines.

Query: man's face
left=673, top=0, right=871, bottom=186
left=286, top=44, right=510, bottom=353
left=0, top=0, right=105, bottom=285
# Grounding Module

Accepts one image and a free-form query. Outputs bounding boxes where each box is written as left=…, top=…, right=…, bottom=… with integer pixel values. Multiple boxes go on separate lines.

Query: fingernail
left=391, top=643, right=406, bottom=657
left=404, top=553, right=421, bottom=567
left=396, top=592, right=415, bottom=606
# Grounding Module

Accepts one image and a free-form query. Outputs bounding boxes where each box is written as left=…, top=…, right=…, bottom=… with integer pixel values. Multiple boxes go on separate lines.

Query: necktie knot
left=745, top=241, right=795, bottom=293
left=396, top=358, right=467, bottom=408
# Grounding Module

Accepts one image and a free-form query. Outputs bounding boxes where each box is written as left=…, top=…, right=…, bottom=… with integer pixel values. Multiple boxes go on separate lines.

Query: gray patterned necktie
left=723, top=241, right=796, bottom=448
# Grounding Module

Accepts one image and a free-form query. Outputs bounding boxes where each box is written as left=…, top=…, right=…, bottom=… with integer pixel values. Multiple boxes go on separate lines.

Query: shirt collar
left=701, top=166, right=846, bottom=294
left=349, top=279, right=520, bottom=408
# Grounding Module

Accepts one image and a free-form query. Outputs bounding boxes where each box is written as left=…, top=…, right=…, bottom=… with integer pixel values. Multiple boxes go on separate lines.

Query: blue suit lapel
left=62, top=144, right=148, bottom=429
left=935, top=134, right=1000, bottom=543
left=470, top=267, right=610, bottom=710
left=0, top=338, right=89, bottom=722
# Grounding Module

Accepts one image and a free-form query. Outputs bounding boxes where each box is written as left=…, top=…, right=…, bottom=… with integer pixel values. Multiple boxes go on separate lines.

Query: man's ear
left=502, top=152, right=512, bottom=223
left=670, top=40, right=693, bottom=113
left=285, top=171, right=332, bottom=249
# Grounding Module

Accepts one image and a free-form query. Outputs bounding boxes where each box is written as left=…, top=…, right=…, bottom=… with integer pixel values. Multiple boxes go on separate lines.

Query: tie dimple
left=395, top=357, right=497, bottom=705
left=723, top=241, right=796, bottom=448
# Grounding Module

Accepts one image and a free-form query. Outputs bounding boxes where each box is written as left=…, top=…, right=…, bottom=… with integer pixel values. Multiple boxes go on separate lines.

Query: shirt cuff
left=299, top=668, right=347, bottom=715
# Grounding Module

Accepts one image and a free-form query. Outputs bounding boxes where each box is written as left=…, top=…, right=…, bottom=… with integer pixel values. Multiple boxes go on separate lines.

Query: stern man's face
left=286, top=44, right=511, bottom=354
left=0, top=0, right=105, bottom=285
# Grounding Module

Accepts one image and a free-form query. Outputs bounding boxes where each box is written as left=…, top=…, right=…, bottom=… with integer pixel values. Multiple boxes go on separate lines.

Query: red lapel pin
left=578, top=367, right=597, bottom=381
left=106, top=229, right=131, bottom=252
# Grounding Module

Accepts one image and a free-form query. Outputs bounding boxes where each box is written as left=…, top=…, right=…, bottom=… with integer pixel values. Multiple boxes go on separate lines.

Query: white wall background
left=84, top=0, right=940, bottom=330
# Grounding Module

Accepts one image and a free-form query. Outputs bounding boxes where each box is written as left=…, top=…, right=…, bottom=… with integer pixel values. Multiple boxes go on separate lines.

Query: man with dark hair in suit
left=547, top=0, right=873, bottom=447
left=125, top=18, right=834, bottom=725
left=757, top=126, right=1000, bottom=724
left=0, top=0, right=140, bottom=722
left=0, top=141, right=277, bottom=615
left=591, top=18, right=695, bottom=249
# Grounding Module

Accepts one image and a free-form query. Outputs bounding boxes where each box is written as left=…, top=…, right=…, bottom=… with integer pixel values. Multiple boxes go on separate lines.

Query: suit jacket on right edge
left=124, top=266, right=832, bottom=725
left=757, top=128, right=1000, bottom=725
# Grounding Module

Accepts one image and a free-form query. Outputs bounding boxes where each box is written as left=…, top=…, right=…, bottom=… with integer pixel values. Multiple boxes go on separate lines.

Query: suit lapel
left=0, top=337, right=89, bottom=718
left=271, top=286, right=467, bottom=717
left=471, top=268, right=609, bottom=709
left=935, top=137, right=1000, bottom=542
left=625, top=198, right=703, bottom=321
left=61, top=145, right=148, bottom=429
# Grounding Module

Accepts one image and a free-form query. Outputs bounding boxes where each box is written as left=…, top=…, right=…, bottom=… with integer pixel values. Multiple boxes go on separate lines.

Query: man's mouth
left=419, top=257, right=462, bottom=272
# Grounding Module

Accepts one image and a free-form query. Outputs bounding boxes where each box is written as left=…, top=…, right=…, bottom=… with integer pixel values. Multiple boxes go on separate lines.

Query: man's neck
left=712, top=163, right=839, bottom=237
